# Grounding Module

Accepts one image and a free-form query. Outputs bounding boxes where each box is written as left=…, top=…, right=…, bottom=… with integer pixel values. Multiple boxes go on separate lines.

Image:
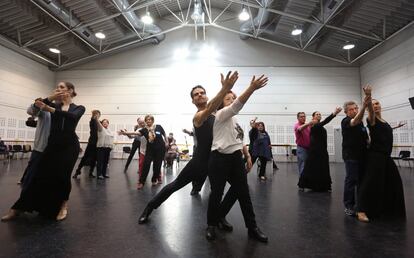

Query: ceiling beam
left=54, top=24, right=184, bottom=71
left=228, top=0, right=382, bottom=42
left=29, top=0, right=99, bottom=53
left=351, top=19, right=414, bottom=63
left=302, top=0, right=348, bottom=50
left=0, top=34, right=58, bottom=66
left=211, top=23, right=349, bottom=64
left=110, top=0, right=143, bottom=40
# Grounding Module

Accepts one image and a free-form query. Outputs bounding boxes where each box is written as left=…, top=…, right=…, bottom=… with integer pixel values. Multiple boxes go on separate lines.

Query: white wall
left=57, top=27, right=361, bottom=158
left=0, top=44, right=54, bottom=144
left=360, top=25, right=414, bottom=158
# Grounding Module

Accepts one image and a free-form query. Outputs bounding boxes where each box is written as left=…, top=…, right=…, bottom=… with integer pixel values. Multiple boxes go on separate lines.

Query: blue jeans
left=343, top=159, right=364, bottom=209
left=296, top=146, right=308, bottom=176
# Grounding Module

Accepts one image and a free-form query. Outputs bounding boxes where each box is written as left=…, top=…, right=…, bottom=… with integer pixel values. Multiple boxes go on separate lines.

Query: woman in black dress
left=356, top=90, right=406, bottom=222
left=1, top=82, right=85, bottom=221
left=298, top=107, right=342, bottom=192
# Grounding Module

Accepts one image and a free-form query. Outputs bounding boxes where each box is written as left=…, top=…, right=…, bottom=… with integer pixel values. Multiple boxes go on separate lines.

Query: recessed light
left=142, top=12, right=153, bottom=24
left=238, top=8, right=250, bottom=21
left=95, top=32, right=106, bottom=39
left=343, top=44, right=355, bottom=50
left=49, top=48, right=60, bottom=54
left=291, top=29, right=303, bottom=36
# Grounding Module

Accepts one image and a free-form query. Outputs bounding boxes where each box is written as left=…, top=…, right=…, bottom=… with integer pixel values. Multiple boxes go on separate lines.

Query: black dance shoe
left=138, top=206, right=153, bottom=224
left=217, top=218, right=233, bottom=232
left=190, top=188, right=200, bottom=196
left=248, top=227, right=268, bottom=243
left=206, top=226, right=216, bottom=241
left=89, top=173, right=95, bottom=178
left=103, top=175, right=110, bottom=178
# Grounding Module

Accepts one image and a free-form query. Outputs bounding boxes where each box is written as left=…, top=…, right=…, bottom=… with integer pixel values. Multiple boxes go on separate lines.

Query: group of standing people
left=294, top=86, right=406, bottom=222
left=73, top=109, right=115, bottom=180
left=0, top=72, right=407, bottom=247
left=1, top=82, right=117, bottom=221
left=2, top=82, right=85, bottom=221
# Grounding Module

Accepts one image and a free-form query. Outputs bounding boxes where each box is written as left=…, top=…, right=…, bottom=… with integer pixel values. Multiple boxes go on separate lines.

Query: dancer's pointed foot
left=56, top=203, right=68, bottom=221
left=138, top=206, right=153, bottom=224
left=1, top=209, right=20, bottom=222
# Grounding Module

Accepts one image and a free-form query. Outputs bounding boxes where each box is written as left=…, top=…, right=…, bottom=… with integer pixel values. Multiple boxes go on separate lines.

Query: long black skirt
left=298, top=150, right=331, bottom=192
left=357, top=151, right=406, bottom=219
left=12, top=134, right=80, bottom=219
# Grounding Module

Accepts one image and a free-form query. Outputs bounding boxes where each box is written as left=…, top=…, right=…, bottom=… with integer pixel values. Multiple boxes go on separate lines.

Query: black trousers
left=257, top=156, right=268, bottom=177
left=192, top=170, right=208, bottom=192
left=207, top=150, right=257, bottom=229
left=148, top=157, right=207, bottom=209
left=125, top=139, right=140, bottom=169
left=139, top=148, right=165, bottom=184
left=97, top=147, right=111, bottom=177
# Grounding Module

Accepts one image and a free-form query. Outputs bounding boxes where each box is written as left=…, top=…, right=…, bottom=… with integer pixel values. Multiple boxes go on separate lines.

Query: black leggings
left=148, top=157, right=207, bottom=209
left=125, top=139, right=140, bottom=169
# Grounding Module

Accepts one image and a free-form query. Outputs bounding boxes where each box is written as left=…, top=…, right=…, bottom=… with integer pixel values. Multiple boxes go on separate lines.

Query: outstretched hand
left=221, top=71, right=239, bottom=90
left=334, top=107, right=342, bottom=115
left=396, top=121, right=407, bottom=129
left=363, top=85, right=372, bottom=96
left=249, top=75, right=268, bottom=91
left=250, top=117, right=258, bottom=127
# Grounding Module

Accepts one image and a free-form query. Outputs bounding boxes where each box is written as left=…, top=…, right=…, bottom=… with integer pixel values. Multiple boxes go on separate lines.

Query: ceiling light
left=95, top=32, right=106, bottom=39
left=291, top=28, right=302, bottom=36
left=238, top=8, right=250, bottom=21
left=49, top=48, right=60, bottom=54
left=343, top=44, right=355, bottom=50
left=141, top=12, right=153, bottom=24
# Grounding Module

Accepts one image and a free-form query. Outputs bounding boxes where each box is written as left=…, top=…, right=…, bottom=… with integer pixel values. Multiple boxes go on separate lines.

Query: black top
left=309, top=114, right=336, bottom=152
left=43, top=98, right=85, bottom=139
left=367, top=117, right=393, bottom=156
left=193, top=114, right=215, bottom=161
left=139, top=125, right=166, bottom=151
left=341, top=116, right=368, bottom=160
left=88, top=118, right=98, bottom=145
